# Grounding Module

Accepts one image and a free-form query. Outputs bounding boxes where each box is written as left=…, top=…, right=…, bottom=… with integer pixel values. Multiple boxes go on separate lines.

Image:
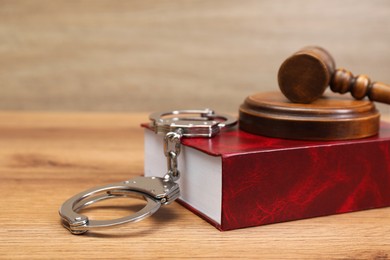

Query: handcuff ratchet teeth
left=59, top=109, right=237, bottom=234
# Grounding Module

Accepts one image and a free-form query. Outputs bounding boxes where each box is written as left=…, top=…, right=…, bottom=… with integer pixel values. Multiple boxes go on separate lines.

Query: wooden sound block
left=239, top=92, right=380, bottom=140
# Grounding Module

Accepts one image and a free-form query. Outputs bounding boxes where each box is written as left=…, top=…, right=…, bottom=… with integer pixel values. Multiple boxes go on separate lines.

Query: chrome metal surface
left=149, top=109, right=237, bottom=137
left=164, top=130, right=182, bottom=181
left=59, top=176, right=179, bottom=234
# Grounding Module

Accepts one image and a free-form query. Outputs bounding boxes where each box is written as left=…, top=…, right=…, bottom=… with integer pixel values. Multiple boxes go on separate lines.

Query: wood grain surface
left=239, top=92, right=380, bottom=140
left=0, top=111, right=390, bottom=259
left=0, top=0, right=390, bottom=115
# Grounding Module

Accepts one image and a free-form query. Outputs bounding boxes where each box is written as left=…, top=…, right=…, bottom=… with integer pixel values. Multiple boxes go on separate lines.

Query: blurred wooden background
left=1, top=0, right=389, bottom=114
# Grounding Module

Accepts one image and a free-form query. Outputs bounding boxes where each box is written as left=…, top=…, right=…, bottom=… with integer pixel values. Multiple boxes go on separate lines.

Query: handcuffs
left=59, top=109, right=237, bottom=234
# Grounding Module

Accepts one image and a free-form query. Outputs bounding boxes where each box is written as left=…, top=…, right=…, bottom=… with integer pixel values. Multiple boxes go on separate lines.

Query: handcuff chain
left=59, top=109, right=237, bottom=234
left=163, top=129, right=183, bottom=182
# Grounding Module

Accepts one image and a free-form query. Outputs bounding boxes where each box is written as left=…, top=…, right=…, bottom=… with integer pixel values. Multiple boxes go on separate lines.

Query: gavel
left=278, top=46, right=390, bottom=104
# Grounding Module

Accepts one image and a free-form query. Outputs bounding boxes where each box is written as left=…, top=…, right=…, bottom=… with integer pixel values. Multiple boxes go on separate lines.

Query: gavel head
left=278, top=46, right=336, bottom=103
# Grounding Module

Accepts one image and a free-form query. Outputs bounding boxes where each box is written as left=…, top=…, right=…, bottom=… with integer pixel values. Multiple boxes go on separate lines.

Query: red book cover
left=144, top=123, right=390, bottom=231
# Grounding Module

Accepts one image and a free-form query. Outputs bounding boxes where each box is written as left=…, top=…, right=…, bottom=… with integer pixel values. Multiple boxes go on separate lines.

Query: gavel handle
left=368, top=82, right=390, bottom=104
left=330, top=68, right=390, bottom=104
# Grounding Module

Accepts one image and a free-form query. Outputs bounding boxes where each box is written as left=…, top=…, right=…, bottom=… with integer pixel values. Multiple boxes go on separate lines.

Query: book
left=143, top=123, right=390, bottom=231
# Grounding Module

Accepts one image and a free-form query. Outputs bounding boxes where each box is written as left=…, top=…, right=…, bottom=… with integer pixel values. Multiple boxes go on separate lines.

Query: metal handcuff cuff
left=59, top=109, right=237, bottom=234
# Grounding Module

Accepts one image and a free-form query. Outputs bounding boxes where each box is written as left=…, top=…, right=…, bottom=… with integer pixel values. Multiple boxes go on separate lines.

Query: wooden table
left=1, top=112, right=390, bottom=259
